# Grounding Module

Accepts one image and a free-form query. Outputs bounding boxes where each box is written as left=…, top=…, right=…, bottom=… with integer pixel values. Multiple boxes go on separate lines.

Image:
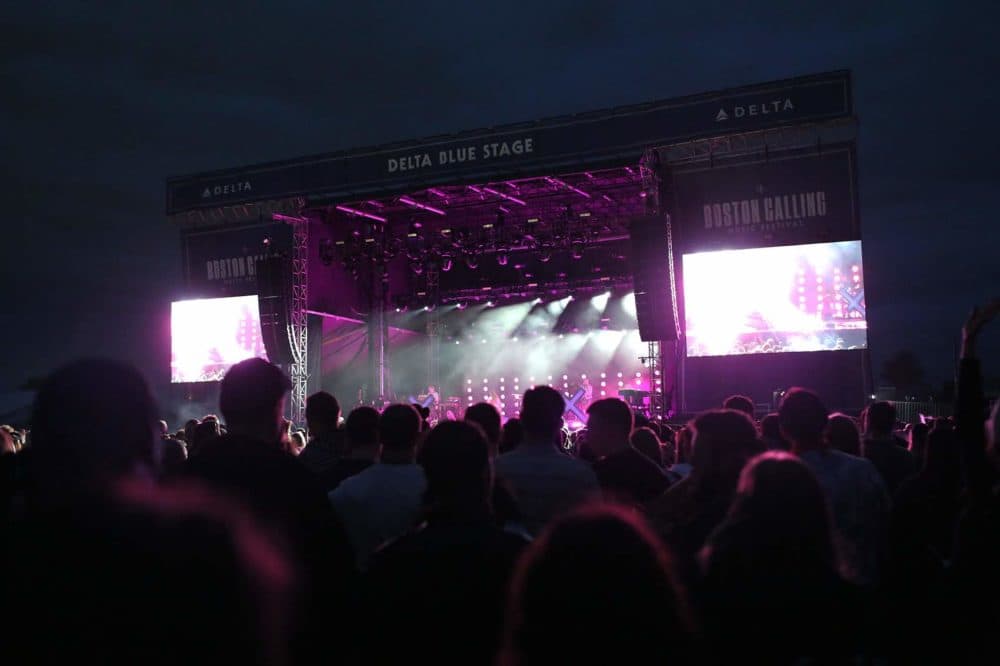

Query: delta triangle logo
left=202, top=187, right=212, bottom=198
left=715, top=108, right=729, bottom=122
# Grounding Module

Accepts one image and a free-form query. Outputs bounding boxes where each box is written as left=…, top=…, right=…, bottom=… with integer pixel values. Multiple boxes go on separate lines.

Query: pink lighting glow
left=335, top=204, right=387, bottom=222
left=398, top=195, right=446, bottom=216
left=683, top=241, right=867, bottom=357
left=171, top=296, right=268, bottom=383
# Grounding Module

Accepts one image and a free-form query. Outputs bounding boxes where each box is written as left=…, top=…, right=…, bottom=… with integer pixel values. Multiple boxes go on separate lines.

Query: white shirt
left=799, top=449, right=890, bottom=586
left=329, top=463, right=426, bottom=570
left=496, top=439, right=599, bottom=536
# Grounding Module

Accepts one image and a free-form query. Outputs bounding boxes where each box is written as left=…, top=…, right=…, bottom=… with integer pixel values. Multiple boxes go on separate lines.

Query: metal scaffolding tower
left=276, top=213, right=309, bottom=426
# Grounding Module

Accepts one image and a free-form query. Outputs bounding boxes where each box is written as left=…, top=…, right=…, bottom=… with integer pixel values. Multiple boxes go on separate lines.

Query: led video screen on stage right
left=171, top=295, right=269, bottom=383
left=683, top=240, right=867, bottom=357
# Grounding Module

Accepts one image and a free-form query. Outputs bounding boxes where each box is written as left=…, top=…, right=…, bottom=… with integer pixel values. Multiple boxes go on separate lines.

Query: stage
left=167, top=70, right=871, bottom=423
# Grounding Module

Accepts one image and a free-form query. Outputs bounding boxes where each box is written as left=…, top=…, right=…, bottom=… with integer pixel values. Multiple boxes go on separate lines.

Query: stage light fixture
left=466, top=254, right=478, bottom=269
left=497, top=251, right=509, bottom=266
left=441, top=257, right=453, bottom=272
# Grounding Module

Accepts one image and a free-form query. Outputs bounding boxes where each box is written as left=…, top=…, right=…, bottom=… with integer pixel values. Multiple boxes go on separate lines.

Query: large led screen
left=683, top=240, right=867, bottom=357
left=171, top=295, right=268, bottom=382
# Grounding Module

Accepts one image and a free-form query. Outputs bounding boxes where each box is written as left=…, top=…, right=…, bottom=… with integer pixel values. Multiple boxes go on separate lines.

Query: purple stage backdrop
left=671, top=145, right=859, bottom=252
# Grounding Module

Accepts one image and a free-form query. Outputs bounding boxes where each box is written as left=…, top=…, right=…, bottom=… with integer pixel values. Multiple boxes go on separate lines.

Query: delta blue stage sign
left=167, top=71, right=852, bottom=214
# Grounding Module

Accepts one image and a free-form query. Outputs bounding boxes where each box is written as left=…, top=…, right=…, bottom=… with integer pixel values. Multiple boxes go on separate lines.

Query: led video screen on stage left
left=171, top=295, right=269, bottom=383
left=682, top=240, right=867, bottom=357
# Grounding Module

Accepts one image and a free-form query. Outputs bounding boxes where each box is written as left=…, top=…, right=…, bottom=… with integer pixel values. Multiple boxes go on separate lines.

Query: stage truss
left=275, top=213, right=310, bottom=426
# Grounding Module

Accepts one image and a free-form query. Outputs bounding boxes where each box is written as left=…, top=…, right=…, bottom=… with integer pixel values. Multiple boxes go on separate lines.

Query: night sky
left=3, top=1, right=998, bottom=415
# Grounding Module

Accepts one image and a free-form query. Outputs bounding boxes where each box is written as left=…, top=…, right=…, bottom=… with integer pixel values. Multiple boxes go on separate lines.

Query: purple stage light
left=545, top=176, right=591, bottom=199
left=481, top=186, right=526, bottom=206
left=399, top=195, right=446, bottom=216
left=335, top=204, right=387, bottom=223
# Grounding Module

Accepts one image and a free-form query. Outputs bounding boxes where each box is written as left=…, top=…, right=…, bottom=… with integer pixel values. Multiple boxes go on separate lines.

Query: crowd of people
left=1, top=302, right=998, bottom=664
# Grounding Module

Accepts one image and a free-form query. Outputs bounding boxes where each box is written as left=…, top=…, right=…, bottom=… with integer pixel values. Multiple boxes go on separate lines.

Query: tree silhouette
left=881, top=350, right=926, bottom=395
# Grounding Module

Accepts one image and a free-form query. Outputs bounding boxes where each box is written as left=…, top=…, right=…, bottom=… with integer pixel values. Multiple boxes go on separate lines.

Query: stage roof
left=167, top=70, right=851, bottom=216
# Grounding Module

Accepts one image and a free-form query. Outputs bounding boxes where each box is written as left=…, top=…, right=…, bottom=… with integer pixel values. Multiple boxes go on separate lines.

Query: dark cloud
left=2, top=0, right=998, bottom=410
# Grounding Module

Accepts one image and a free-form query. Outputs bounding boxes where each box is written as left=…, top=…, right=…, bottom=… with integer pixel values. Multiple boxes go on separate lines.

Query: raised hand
left=961, top=299, right=1000, bottom=358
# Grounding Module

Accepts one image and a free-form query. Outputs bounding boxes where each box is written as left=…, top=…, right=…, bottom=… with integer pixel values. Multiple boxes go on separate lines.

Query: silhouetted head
left=586, top=398, right=634, bottom=458
left=866, top=401, right=896, bottom=437
left=500, top=417, right=525, bottom=454
left=630, top=427, right=663, bottom=468
left=30, top=359, right=159, bottom=501
left=759, top=412, right=789, bottom=450
left=520, top=386, right=566, bottom=444
left=703, top=451, right=835, bottom=573
left=345, top=406, right=379, bottom=452
left=502, top=503, right=690, bottom=665
left=219, top=358, right=290, bottom=444
left=923, top=426, right=961, bottom=483
left=378, top=404, right=422, bottom=454
left=159, top=437, right=188, bottom=477
left=676, top=424, right=694, bottom=464
left=989, top=399, right=1000, bottom=460
left=305, top=391, right=341, bottom=436
left=1, top=427, right=16, bottom=455
left=778, top=388, right=829, bottom=451
left=183, top=418, right=200, bottom=445
left=826, top=413, right=861, bottom=456
left=465, top=402, right=502, bottom=451
left=909, top=421, right=930, bottom=459
left=418, top=420, right=492, bottom=516
left=190, top=419, right=220, bottom=456
left=689, top=409, right=758, bottom=494
left=723, top=394, right=755, bottom=419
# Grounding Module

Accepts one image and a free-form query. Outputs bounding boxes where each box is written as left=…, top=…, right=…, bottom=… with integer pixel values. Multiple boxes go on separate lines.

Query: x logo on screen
left=564, top=388, right=587, bottom=421
left=841, top=288, right=866, bottom=317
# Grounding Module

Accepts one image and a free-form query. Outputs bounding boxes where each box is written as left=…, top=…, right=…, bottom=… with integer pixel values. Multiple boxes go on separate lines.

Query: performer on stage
left=427, top=385, right=440, bottom=405
left=580, top=377, right=594, bottom=410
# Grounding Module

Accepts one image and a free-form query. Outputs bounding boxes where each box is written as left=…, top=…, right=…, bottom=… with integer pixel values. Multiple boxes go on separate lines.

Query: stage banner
left=671, top=145, right=858, bottom=251
left=181, top=221, right=292, bottom=296
left=167, top=71, right=851, bottom=213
